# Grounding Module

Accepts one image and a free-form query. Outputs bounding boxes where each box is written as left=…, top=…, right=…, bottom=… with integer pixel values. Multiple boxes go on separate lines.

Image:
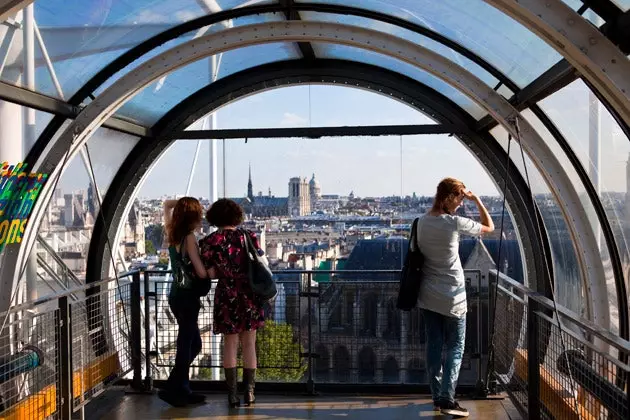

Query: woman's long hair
left=432, top=177, right=466, bottom=214
left=166, top=197, right=203, bottom=246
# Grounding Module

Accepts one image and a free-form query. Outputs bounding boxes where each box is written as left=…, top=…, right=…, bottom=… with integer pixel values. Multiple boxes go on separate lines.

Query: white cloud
left=280, top=112, right=309, bottom=127
left=175, top=10, right=199, bottom=22
left=132, top=10, right=167, bottom=24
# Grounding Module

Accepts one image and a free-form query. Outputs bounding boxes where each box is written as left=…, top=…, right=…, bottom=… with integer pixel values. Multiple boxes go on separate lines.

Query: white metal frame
left=2, top=20, right=614, bottom=330
left=485, top=0, right=630, bottom=127
left=0, top=0, right=32, bottom=22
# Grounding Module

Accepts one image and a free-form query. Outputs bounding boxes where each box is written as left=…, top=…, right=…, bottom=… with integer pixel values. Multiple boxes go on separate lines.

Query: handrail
left=36, top=234, right=83, bottom=287
left=0, top=270, right=138, bottom=316
left=143, top=269, right=404, bottom=275
left=490, top=269, right=630, bottom=353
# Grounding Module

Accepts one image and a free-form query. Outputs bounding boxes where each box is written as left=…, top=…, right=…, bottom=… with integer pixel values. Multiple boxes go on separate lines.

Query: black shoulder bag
left=174, top=237, right=211, bottom=297
left=396, top=217, right=425, bottom=311
left=241, top=230, right=277, bottom=302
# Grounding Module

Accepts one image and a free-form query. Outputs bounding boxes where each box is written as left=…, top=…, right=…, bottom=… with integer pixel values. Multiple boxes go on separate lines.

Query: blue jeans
left=423, top=309, right=466, bottom=403
left=166, top=295, right=202, bottom=395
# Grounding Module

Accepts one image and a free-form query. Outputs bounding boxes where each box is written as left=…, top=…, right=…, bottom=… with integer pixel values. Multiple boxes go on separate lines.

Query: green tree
left=196, top=321, right=307, bottom=382
left=253, top=320, right=307, bottom=382
left=145, top=240, right=156, bottom=255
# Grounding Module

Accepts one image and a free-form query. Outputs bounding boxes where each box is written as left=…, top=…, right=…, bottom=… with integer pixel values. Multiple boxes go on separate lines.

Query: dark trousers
left=166, top=295, right=201, bottom=394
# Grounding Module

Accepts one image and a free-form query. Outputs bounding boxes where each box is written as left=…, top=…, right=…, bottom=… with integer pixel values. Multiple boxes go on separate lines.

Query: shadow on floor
left=82, top=388, right=519, bottom=420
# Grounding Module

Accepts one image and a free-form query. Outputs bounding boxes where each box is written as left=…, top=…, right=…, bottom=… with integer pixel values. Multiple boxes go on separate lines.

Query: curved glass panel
left=94, top=13, right=286, bottom=99
left=36, top=127, right=139, bottom=288
left=489, top=124, right=589, bottom=319
left=300, top=11, right=499, bottom=89
left=116, top=42, right=301, bottom=125
left=0, top=1, right=278, bottom=97
left=85, top=128, right=141, bottom=194
left=538, top=80, right=630, bottom=333
left=296, top=0, right=561, bottom=87
left=311, top=43, right=487, bottom=120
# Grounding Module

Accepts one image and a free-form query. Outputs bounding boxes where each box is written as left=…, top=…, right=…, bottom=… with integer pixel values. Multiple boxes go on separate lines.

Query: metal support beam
left=0, top=23, right=16, bottom=76
left=280, top=0, right=316, bottom=60
left=0, top=0, right=32, bottom=22
left=0, top=81, right=151, bottom=137
left=12, top=21, right=609, bottom=333
left=580, top=0, right=622, bottom=23
left=477, top=59, right=578, bottom=132
left=175, top=124, right=470, bottom=140
left=602, top=8, right=630, bottom=55
left=485, top=0, right=630, bottom=132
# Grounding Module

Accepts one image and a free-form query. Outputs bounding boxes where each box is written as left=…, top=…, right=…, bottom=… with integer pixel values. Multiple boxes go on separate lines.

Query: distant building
left=296, top=237, right=508, bottom=384
left=247, top=163, right=254, bottom=202
left=309, top=173, right=321, bottom=210
left=120, top=201, right=146, bottom=260
left=288, top=176, right=311, bottom=216
left=251, top=196, right=288, bottom=217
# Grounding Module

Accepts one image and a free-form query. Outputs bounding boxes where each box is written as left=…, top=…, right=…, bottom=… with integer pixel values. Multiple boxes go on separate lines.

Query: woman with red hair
left=158, top=197, right=210, bottom=407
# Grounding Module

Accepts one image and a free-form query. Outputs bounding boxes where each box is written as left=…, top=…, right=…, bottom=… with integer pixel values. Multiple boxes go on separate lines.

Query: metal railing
left=36, top=234, right=83, bottom=291
left=491, top=270, right=630, bottom=419
left=0, top=272, right=136, bottom=420
left=2, top=266, right=627, bottom=419
left=137, top=269, right=490, bottom=395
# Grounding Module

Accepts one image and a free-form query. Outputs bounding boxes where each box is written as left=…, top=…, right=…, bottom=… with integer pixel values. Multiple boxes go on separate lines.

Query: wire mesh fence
left=491, top=271, right=630, bottom=420
left=147, top=270, right=487, bottom=386
left=536, top=311, right=630, bottom=420
left=492, top=282, right=528, bottom=415
left=69, top=280, right=133, bottom=411
left=2, top=267, right=628, bottom=419
left=0, top=274, right=136, bottom=419
left=151, top=278, right=305, bottom=382
left=0, top=309, right=59, bottom=419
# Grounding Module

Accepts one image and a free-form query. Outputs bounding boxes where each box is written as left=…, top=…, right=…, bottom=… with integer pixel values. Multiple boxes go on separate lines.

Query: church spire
left=247, top=162, right=254, bottom=201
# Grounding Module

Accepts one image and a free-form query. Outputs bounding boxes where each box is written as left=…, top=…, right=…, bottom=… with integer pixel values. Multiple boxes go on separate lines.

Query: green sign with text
left=0, top=162, right=49, bottom=252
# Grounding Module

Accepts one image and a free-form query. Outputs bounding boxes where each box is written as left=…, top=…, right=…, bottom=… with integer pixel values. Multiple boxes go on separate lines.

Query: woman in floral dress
left=199, top=199, right=265, bottom=408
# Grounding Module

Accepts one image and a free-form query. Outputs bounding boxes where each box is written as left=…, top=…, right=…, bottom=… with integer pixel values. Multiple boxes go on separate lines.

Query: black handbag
left=174, top=237, right=211, bottom=297
left=241, top=229, right=277, bottom=302
left=396, top=217, right=425, bottom=311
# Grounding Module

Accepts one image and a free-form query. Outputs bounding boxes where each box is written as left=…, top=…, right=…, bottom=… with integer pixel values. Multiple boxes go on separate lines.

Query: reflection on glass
left=538, top=80, right=630, bottom=333
left=117, top=42, right=300, bottom=124
left=2, top=1, right=279, bottom=97
left=311, top=43, right=487, bottom=119
left=490, top=124, right=587, bottom=317
left=85, top=127, right=140, bottom=194
left=94, top=13, right=286, bottom=99
left=300, top=11, right=499, bottom=88
left=297, top=0, right=561, bottom=86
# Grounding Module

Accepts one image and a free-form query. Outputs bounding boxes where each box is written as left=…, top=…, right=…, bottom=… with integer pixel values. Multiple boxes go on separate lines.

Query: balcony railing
left=0, top=269, right=627, bottom=419
left=141, top=269, right=489, bottom=393
left=491, top=270, right=630, bottom=419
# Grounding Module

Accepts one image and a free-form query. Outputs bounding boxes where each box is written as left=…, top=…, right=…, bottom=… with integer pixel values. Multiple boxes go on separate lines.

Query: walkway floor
left=85, top=389, right=521, bottom=419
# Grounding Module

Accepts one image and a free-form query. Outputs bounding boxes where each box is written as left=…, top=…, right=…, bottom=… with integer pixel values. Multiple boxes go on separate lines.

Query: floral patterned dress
left=199, top=228, right=265, bottom=334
